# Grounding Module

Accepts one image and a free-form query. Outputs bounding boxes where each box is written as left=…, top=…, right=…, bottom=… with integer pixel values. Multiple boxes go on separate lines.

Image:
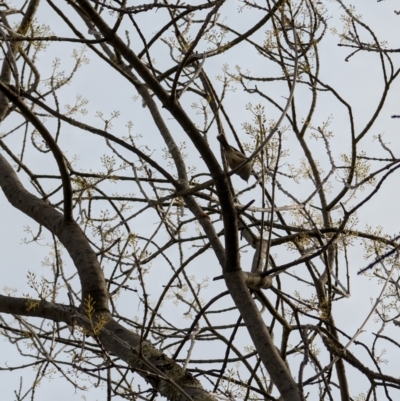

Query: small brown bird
left=217, top=135, right=252, bottom=182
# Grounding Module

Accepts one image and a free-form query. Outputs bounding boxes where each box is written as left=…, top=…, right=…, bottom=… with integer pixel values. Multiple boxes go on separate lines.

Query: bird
left=217, top=134, right=252, bottom=182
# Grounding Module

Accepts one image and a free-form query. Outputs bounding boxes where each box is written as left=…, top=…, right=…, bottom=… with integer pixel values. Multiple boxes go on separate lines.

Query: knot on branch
left=241, top=271, right=272, bottom=290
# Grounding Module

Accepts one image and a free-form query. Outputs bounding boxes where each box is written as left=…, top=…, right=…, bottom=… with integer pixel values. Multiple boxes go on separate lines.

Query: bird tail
left=217, top=134, right=230, bottom=150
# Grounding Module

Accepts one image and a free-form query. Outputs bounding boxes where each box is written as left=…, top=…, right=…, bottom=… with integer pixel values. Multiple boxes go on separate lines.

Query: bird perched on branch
left=217, top=134, right=252, bottom=182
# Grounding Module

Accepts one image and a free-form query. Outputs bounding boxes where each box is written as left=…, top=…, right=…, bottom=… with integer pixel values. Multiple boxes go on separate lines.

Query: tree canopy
left=1, top=1, right=400, bottom=401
